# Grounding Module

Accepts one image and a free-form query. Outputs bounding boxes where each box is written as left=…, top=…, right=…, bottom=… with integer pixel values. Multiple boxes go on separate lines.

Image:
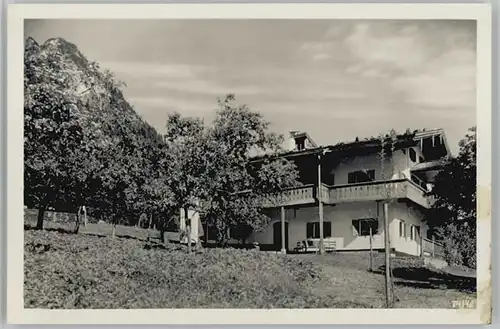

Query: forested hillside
left=24, top=37, right=299, bottom=243
left=24, top=37, right=166, bottom=230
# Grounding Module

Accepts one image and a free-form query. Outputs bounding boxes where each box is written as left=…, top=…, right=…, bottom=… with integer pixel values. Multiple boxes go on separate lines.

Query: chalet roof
left=252, top=128, right=450, bottom=162
left=289, top=131, right=318, bottom=148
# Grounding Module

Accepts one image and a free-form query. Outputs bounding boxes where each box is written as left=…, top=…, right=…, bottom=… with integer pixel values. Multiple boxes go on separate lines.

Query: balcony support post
left=420, top=235, right=424, bottom=257
left=383, top=201, right=392, bottom=308
left=281, top=206, right=286, bottom=254
left=318, top=154, right=324, bottom=255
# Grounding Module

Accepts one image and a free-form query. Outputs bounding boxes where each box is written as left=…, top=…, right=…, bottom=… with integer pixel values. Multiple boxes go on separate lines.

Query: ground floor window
left=306, top=222, right=332, bottom=238
left=410, top=225, right=420, bottom=241
left=202, top=223, right=219, bottom=241
left=399, top=220, right=406, bottom=238
left=352, top=218, right=378, bottom=236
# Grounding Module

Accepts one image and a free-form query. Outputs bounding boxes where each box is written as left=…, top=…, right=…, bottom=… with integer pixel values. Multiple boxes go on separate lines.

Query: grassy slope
left=24, top=220, right=475, bottom=309
left=292, top=253, right=475, bottom=308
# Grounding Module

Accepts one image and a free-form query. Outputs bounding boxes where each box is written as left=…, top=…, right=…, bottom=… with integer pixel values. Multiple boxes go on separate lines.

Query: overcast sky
left=25, top=19, right=476, bottom=154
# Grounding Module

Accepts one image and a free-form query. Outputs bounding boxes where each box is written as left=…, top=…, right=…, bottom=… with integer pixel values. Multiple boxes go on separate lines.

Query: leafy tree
left=136, top=138, right=176, bottom=242
left=426, top=127, right=476, bottom=268
left=162, top=113, right=209, bottom=252
left=24, top=37, right=97, bottom=229
left=201, top=95, right=299, bottom=245
left=160, top=95, right=299, bottom=248
left=61, top=68, right=130, bottom=233
left=24, top=37, right=165, bottom=232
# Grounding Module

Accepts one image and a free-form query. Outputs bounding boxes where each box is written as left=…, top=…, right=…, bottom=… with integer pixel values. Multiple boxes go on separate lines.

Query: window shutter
left=352, top=220, right=360, bottom=236
left=314, top=223, right=320, bottom=238
left=324, top=222, right=332, bottom=237
left=410, top=148, right=417, bottom=162
left=306, top=223, right=313, bottom=238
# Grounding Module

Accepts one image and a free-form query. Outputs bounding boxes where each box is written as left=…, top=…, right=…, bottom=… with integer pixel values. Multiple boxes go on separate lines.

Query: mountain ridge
left=24, top=36, right=163, bottom=143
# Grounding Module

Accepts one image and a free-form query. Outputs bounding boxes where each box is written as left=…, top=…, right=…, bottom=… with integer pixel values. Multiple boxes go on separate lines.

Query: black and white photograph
left=6, top=2, right=492, bottom=325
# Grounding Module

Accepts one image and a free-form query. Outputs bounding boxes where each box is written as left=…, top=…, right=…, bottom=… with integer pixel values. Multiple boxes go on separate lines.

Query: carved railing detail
left=262, top=179, right=431, bottom=208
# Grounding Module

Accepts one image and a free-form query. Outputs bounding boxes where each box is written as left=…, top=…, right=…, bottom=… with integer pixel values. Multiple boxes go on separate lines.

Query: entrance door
left=273, top=221, right=289, bottom=251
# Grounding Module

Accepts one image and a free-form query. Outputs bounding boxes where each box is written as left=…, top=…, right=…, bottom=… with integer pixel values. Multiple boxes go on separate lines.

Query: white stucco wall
left=250, top=202, right=387, bottom=250
left=250, top=201, right=427, bottom=256
left=331, top=148, right=420, bottom=185
left=390, top=203, right=428, bottom=256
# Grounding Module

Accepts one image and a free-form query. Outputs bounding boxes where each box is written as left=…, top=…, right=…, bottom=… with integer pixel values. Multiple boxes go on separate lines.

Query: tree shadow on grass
left=83, top=232, right=107, bottom=238
left=394, top=279, right=475, bottom=293
left=84, top=232, right=148, bottom=242
left=375, top=265, right=476, bottom=293
left=118, top=234, right=147, bottom=241
left=24, top=225, right=76, bottom=235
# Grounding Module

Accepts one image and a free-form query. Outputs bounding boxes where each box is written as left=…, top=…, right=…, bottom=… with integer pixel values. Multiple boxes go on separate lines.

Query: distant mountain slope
left=24, top=36, right=161, bottom=143
left=24, top=36, right=164, bottom=214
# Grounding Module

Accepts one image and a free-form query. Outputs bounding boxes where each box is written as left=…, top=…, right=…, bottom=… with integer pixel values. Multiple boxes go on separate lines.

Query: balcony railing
left=421, top=237, right=444, bottom=258
left=324, top=179, right=431, bottom=208
left=262, top=179, right=432, bottom=208
left=261, top=184, right=316, bottom=207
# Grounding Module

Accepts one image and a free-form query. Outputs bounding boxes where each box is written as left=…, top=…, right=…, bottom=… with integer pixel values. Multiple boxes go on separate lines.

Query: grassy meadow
left=24, top=211, right=475, bottom=309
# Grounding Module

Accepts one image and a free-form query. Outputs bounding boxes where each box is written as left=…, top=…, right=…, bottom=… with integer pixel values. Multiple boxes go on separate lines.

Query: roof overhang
left=411, top=159, right=450, bottom=173
left=413, top=129, right=452, bottom=161
left=410, top=159, right=450, bottom=183
left=251, top=129, right=451, bottom=163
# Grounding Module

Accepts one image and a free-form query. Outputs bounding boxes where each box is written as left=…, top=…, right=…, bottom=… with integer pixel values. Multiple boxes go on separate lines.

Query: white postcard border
left=6, top=3, right=492, bottom=325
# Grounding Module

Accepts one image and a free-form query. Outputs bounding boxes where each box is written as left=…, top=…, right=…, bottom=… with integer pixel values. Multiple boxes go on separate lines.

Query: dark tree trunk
left=36, top=207, right=46, bottom=230
left=159, top=219, right=166, bottom=243
left=112, top=214, right=117, bottom=238
left=217, top=223, right=229, bottom=248
left=73, top=208, right=80, bottom=234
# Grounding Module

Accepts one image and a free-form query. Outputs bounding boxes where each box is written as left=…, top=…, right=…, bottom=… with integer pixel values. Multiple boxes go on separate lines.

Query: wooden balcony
left=261, top=184, right=316, bottom=207
left=325, top=179, right=431, bottom=208
left=262, top=179, right=432, bottom=209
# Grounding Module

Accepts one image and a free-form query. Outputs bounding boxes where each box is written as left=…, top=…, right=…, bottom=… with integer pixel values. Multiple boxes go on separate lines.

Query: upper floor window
left=409, top=148, right=417, bottom=162
left=296, top=140, right=305, bottom=151
left=323, top=171, right=335, bottom=186
left=348, top=170, right=375, bottom=184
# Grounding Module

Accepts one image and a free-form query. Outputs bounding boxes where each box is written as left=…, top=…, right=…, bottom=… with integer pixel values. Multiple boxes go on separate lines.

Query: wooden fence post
left=369, top=226, right=373, bottom=271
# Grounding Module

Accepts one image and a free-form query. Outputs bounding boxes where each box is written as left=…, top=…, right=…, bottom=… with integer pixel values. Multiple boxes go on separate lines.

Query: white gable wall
left=330, top=148, right=423, bottom=185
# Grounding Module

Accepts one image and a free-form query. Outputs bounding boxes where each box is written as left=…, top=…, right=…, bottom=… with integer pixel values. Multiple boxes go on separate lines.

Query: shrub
left=437, top=223, right=476, bottom=269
